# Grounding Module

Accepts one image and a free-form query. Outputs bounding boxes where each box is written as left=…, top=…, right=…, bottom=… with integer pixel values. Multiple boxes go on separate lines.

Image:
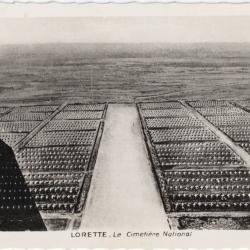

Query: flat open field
left=1, top=43, right=250, bottom=104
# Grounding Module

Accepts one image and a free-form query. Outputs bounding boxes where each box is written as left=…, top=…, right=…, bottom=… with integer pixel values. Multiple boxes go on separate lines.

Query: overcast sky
left=0, top=17, right=250, bottom=44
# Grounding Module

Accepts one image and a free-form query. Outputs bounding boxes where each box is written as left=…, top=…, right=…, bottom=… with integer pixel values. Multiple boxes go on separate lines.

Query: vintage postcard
left=1, top=3, right=250, bottom=249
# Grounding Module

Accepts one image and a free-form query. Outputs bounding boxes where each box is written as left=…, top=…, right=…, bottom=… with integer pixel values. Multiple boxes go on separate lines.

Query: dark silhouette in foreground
left=0, top=139, right=46, bottom=231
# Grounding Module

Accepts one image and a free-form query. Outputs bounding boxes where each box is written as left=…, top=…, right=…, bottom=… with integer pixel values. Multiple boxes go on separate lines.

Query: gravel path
left=81, top=104, right=169, bottom=230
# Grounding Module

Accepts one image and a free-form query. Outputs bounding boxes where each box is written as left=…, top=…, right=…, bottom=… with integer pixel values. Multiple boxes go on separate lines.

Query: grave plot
left=0, top=105, right=61, bottom=230
left=229, top=101, right=250, bottom=153
left=236, top=100, right=250, bottom=109
left=220, top=126, right=250, bottom=142
left=239, top=142, right=250, bottom=154
left=26, top=130, right=97, bottom=147
left=140, top=102, right=183, bottom=110
left=14, top=105, right=59, bottom=113
left=149, top=127, right=217, bottom=143
left=206, top=115, right=250, bottom=126
left=191, top=100, right=250, bottom=159
left=0, top=105, right=56, bottom=147
left=195, top=107, right=245, bottom=116
left=188, top=100, right=230, bottom=108
left=0, top=133, right=27, bottom=148
left=146, top=117, right=203, bottom=129
left=0, top=112, right=51, bottom=122
left=0, top=121, right=41, bottom=133
left=0, top=150, right=47, bottom=231
left=138, top=101, right=250, bottom=230
left=162, top=168, right=250, bottom=211
left=141, top=108, right=187, bottom=118
left=64, top=103, right=106, bottom=111
left=0, top=107, right=11, bottom=115
left=44, top=120, right=99, bottom=131
left=0, top=103, right=106, bottom=231
left=16, top=146, right=92, bottom=171
left=54, top=111, right=103, bottom=120
left=185, top=100, right=250, bottom=228
left=155, top=142, right=242, bottom=168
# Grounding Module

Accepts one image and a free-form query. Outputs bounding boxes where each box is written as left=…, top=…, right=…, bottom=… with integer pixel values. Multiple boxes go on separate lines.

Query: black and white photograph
left=1, top=4, right=250, bottom=243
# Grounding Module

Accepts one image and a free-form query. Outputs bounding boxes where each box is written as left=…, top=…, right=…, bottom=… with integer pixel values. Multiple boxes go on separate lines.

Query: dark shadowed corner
left=0, top=139, right=46, bottom=231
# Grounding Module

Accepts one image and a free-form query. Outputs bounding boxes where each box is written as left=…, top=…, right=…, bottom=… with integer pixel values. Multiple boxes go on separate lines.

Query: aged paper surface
left=1, top=3, right=250, bottom=249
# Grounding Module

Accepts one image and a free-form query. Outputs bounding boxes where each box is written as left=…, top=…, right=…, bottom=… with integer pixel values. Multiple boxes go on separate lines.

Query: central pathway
left=81, top=104, right=169, bottom=230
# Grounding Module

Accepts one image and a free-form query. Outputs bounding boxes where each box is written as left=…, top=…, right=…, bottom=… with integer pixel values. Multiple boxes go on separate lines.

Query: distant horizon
left=1, top=17, right=250, bottom=44
left=3, top=42, right=250, bottom=47
left=3, top=42, right=250, bottom=45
